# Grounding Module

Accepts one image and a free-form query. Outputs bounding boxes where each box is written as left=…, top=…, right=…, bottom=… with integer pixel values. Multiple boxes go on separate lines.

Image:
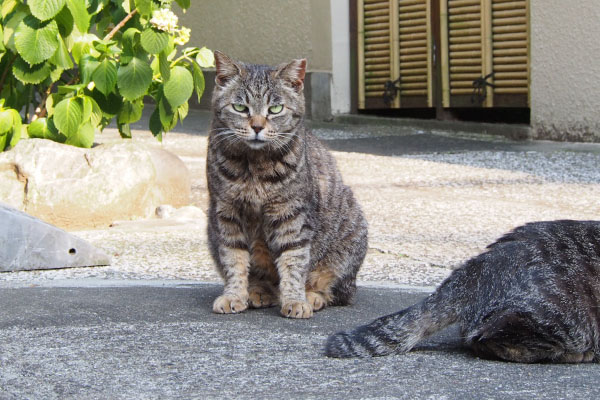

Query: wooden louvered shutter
left=358, top=0, right=395, bottom=109
left=491, top=0, right=529, bottom=106
left=398, top=0, right=432, bottom=107
left=441, top=0, right=529, bottom=107
left=442, top=0, right=485, bottom=106
left=358, top=0, right=433, bottom=109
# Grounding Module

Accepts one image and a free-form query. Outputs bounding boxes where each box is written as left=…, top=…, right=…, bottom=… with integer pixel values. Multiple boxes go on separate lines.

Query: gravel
left=2, top=115, right=600, bottom=290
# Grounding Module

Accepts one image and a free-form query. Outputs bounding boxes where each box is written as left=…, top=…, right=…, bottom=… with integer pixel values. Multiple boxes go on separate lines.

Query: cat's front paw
left=280, top=300, right=313, bottom=319
left=212, top=295, right=248, bottom=314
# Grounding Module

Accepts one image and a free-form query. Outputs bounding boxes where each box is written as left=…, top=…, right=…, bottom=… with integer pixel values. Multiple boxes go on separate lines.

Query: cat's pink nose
left=251, top=125, right=263, bottom=133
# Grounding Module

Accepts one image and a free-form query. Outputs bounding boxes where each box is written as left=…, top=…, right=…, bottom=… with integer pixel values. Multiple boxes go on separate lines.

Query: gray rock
left=0, top=139, right=191, bottom=229
left=0, top=203, right=111, bottom=271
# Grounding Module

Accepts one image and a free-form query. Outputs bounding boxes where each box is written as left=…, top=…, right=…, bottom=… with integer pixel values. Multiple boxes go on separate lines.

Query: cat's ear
left=214, top=51, right=242, bottom=87
left=275, top=59, right=307, bottom=91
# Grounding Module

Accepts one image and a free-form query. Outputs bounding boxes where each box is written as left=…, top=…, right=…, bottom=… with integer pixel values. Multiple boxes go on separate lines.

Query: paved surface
left=2, top=282, right=599, bottom=400
left=1, top=110, right=600, bottom=398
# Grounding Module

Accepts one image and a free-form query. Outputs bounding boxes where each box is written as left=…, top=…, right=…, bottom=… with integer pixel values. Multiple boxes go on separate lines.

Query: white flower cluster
left=150, top=9, right=179, bottom=33
left=174, top=27, right=191, bottom=46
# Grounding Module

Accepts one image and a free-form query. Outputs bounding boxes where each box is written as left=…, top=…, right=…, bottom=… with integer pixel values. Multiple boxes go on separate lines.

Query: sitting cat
left=206, top=51, right=368, bottom=319
left=326, top=220, right=600, bottom=363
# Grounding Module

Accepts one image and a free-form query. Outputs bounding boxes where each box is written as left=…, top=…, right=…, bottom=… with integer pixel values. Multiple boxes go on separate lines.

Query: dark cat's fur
left=206, top=51, right=368, bottom=318
left=326, top=220, right=600, bottom=363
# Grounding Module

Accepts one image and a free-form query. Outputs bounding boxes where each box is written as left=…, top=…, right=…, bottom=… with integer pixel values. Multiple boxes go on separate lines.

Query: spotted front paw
left=280, top=300, right=313, bottom=319
left=212, top=295, right=248, bottom=314
left=248, top=286, right=277, bottom=308
left=306, top=291, right=327, bottom=311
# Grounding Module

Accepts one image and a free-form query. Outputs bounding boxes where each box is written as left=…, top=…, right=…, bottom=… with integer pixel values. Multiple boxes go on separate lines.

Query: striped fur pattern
left=206, top=52, right=368, bottom=319
left=326, top=220, right=600, bottom=363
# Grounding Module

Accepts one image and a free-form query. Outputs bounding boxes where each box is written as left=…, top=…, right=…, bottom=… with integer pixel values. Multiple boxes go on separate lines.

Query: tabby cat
left=206, top=51, right=368, bottom=319
left=326, top=220, right=600, bottom=363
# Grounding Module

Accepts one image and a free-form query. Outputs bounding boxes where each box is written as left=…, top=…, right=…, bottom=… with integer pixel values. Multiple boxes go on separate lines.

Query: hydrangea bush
left=0, top=0, right=214, bottom=150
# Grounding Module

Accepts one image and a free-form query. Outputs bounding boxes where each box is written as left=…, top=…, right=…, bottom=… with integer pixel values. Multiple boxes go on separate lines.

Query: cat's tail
left=325, top=275, right=466, bottom=358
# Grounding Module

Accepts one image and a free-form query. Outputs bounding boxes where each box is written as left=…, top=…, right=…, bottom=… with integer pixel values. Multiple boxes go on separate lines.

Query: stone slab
left=0, top=203, right=111, bottom=271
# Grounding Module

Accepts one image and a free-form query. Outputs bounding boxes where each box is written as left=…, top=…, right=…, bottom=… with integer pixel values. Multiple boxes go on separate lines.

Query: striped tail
left=325, top=280, right=465, bottom=358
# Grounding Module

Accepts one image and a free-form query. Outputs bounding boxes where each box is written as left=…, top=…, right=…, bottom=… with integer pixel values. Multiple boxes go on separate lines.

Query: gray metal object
left=0, top=203, right=111, bottom=272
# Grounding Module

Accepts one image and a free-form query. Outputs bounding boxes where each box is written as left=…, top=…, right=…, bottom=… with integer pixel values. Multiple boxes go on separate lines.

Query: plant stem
left=104, top=8, right=138, bottom=41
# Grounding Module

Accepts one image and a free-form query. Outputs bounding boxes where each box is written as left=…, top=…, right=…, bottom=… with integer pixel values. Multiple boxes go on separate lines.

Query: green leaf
left=135, top=0, right=153, bottom=16
left=0, top=133, right=6, bottom=151
left=55, top=5, right=74, bottom=37
left=28, top=0, right=66, bottom=21
left=174, top=0, right=190, bottom=10
left=81, top=95, right=93, bottom=123
left=163, top=66, right=193, bottom=108
left=117, top=100, right=143, bottom=124
left=65, top=121, right=94, bottom=148
left=27, top=118, right=48, bottom=138
left=49, top=66, right=64, bottom=83
left=141, top=28, right=169, bottom=54
left=158, top=51, right=170, bottom=81
left=0, top=26, right=5, bottom=52
left=121, top=27, right=142, bottom=63
left=1, top=0, right=17, bottom=19
left=192, top=61, right=205, bottom=102
left=50, top=36, right=74, bottom=69
left=12, top=57, right=51, bottom=84
left=71, top=33, right=100, bottom=64
left=80, top=55, right=100, bottom=85
left=0, top=110, right=12, bottom=134
left=149, top=106, right=163, bottom=138
left=117, top=57, right=153, bottom=101
left=3, top=5, right=28, bottom=52
left=66, top=0, right=90, bottom=33
left=87, top=96, right=103, bottom=127
left=53, top=97, right=83, bottom=136
left=121, top=0, right=132, bottom=14
left=177, top=101, right=189, bottom=121
left=92, top=59, right=118, bottom=95
left=57, top=84, right=85, bottom=95
left=196, top=47, right=215, bottom=68
left=44, top=117, right=67, bottom=142
left=15, top=16, right=60, bottom=65
left=90, top=89, right=123, bottom=115
left=118, top=122, right=131, bottom=138
left=9, top=109, right=21, bottom=147
left=158, top=96, right=177, bottom=131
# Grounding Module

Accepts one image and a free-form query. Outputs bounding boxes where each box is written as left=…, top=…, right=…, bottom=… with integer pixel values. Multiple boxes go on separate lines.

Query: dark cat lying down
left=326, top=220, right=600, bottom=363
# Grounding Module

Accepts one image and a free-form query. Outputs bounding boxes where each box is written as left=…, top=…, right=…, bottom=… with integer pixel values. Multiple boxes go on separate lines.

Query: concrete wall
left=177, top=1, right=334, bottom=119
left=178, top=0, right=331, bottom=70
left=530, top=0, right=600, bottom=141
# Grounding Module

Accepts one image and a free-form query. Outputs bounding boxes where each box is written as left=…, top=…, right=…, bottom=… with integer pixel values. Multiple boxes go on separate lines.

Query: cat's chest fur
left=214, top=148, right=306, bottom=210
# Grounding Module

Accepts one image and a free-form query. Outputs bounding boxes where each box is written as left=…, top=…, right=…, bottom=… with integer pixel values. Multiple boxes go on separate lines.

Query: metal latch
left=471, top=72, right=495, bottom=104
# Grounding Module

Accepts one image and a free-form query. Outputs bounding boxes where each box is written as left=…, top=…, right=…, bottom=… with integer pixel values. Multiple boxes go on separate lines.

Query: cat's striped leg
left=275, top=246, right=313, bottom=319
left=212, top=246, right=250, bottom=313
left=265, top=202, right=314, bottom=318
left=211, top=208, right=251, bottom=314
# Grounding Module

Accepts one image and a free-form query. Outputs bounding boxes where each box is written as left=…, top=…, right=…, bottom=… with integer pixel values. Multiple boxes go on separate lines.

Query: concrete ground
left=1, top=110, right=600, bottom=399
left=1, top=282, right=599, bottom=400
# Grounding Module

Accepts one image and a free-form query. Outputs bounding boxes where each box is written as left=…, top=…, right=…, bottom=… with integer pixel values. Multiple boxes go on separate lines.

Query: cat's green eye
left=232, top=104, right=248, bottom=113
left=268, top=105, right=284, bottom=114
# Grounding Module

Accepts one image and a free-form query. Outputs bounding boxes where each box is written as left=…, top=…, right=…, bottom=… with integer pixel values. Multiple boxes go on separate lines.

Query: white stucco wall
left=330, top=0, right=351, bottom=114
left=177, top=0, right=332, bottom=70
left=530, top=1, right=600, bottom=141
